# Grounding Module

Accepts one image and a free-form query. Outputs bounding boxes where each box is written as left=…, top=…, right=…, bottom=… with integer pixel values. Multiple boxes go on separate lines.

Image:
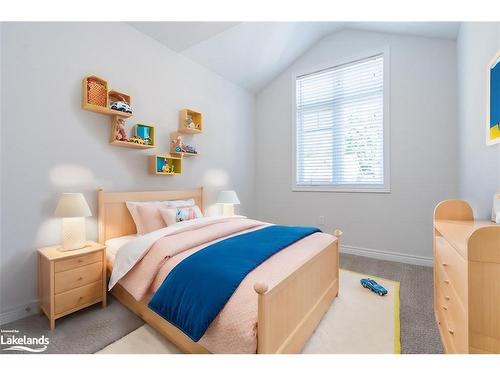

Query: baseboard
left=0, top=300, right=38, bottom=325
left=340, top=244, right=433, bottom=267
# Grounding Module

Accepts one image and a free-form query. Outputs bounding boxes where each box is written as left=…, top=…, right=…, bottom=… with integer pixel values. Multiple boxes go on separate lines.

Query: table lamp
left=54, top=193, right=92, bottom=251
left=217, top=190, right=240, bottom=216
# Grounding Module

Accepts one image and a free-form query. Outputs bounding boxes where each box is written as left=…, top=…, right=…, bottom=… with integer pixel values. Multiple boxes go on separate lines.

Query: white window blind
left=295, top=54, right=386, bottom=190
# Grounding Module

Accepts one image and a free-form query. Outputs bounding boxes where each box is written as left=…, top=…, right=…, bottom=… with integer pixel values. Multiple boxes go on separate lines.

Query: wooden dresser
left=433, top=200, right=500, bottom=354
left=38, top=241, right=107, bottom=329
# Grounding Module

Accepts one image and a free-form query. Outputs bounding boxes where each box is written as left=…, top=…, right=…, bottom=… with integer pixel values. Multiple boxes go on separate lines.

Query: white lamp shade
left=54, top=193, right=92, bottom=218
left=217, top=190, right=240, bottom=205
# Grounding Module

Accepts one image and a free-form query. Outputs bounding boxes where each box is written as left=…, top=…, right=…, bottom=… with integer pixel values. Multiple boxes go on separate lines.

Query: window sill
left=292, top=186, right=391, bottom=193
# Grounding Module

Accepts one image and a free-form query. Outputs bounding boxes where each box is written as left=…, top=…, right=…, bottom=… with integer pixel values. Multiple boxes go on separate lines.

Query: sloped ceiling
left=129, top=22, right=460, bottom=93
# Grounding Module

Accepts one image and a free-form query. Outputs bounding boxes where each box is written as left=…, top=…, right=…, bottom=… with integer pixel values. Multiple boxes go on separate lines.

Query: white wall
left=0, top=22, right=255, bottom=322
left=254, top=29, right=458, bottom=263
left=457, top=22, right=500, bottom=218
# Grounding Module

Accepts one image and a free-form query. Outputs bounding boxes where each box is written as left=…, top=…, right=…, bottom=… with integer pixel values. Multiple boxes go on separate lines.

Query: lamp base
left=60, top=217, right=87, bottom=252
left=222, top=204, right=235, bottom=216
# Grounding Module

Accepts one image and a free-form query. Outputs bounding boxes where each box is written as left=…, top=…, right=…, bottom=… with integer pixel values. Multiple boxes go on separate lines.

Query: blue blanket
left=148, top=225, right=320, bottom=341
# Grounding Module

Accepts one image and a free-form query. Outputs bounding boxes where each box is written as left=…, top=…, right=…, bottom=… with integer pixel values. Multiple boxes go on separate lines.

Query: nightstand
left=37, top=241, right=107, bottom=330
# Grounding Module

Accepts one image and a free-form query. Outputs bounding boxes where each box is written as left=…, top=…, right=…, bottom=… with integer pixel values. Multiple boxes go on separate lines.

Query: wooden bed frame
left=98, top=187, right=341, bottom=354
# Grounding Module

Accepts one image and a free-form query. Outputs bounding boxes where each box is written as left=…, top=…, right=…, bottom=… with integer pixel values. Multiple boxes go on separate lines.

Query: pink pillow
left=135, top=204, right=167, bottom=235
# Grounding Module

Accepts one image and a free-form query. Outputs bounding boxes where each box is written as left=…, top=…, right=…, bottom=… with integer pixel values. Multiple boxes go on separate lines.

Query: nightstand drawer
left=54, top=251, right=102, bottom=273
left=55, top=281, right=102, bottom=315
left=55, top=262, right=103, bottom=294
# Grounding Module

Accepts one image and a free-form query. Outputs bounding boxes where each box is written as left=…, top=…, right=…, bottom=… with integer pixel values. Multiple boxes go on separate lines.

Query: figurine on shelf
left=171, top=135, right=183, bottom=152
left=184, top=115, right=196, bottom=129
left=162, top=159, right=175, bottom=173
left=114, top=118, right=128, bottom=141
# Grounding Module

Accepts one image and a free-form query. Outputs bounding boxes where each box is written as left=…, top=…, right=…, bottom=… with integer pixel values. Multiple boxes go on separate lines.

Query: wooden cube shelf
left=83, top=75, right=108, bottom=106
left=82, top=75, right=132, bottom=118
left=150, top=154, right=182, bottom=175
left=170, top=132, right=199, bottom=157
left=179, top=109, right=203, bottom=134
left=109, top=116, right=155, bottom=149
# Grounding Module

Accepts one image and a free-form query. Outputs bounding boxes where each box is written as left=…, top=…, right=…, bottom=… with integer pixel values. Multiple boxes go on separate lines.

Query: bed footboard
left=254, top=230, right=341, bottom=354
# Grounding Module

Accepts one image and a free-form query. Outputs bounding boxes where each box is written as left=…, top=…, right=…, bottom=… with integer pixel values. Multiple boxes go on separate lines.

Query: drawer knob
left=442, top=263, right=448, bottom=267
left=445, top=296, right=450, bottom=301
left=78, top=259, right=83, bottom=263
left=444, top=280, right=450, bottom=284
left=442, top=305, right=448, bottom=311
left=78, top=277, right=83, bottom=281
left=78, top=296, right=83, bottom=301
left=448, top=329, right=454, bottom=335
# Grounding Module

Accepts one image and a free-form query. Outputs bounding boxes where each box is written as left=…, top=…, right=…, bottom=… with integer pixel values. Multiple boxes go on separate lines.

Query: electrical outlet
left=318, top=215, right=325, bottom=225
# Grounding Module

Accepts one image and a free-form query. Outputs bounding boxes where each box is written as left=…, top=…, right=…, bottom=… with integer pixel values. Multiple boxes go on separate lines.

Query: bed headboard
left=97, top=187, right=204, bottom=243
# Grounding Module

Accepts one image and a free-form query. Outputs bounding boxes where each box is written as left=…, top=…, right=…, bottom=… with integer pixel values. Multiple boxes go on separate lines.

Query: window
left=294, top=53, right=389, bottom=192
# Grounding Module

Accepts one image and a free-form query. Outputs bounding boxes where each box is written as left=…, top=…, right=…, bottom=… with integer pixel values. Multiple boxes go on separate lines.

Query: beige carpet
left=98, top=269, right=400, bottom=354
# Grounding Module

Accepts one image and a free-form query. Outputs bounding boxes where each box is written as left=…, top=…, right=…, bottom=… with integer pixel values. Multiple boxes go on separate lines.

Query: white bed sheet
left=105, top=235, right=138, bottom=266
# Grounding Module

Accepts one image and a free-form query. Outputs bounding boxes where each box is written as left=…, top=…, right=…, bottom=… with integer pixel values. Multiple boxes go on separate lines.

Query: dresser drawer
left=438, top=267, right=467, bottom=315
left=54, top=281, right=102, bottom=315
left=54, top=251, right=102, bottom=273
left=435, top=238, right=467, bottom=305
left=54, top=262, right=103, bottom=294
left=436, top=287, right=468, bottom=353
left=443, top=306, right=468, bottom=353
left=435, top=263, right=468, bottom=353
left=435, top=287, right=457, bottom=353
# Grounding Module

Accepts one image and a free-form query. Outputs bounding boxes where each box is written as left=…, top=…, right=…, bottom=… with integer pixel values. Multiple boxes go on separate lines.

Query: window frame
left=291, top=47, right=391, bottom=193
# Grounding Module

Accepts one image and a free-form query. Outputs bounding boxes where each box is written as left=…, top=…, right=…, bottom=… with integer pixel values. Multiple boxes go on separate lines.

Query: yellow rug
left=98, top=269, right=400, bottom=354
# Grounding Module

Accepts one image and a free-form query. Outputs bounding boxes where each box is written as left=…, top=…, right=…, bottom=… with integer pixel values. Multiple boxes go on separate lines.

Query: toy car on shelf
left=184, top=145, right=197, bottom=154
left=128, top=136, right=145, bottom=145
left=110, top=100, right=132, bottom=113
left=360, top=278, right=388, bottom=296
left=175, top=145, right=197, bottom=154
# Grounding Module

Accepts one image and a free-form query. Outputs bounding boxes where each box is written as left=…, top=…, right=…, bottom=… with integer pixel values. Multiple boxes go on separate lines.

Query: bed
left=98, top=187, right=341, bottom=354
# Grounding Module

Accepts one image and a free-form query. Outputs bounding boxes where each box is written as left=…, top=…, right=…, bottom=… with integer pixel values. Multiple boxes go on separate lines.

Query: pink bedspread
left=116, top=218, right=336, bottom=353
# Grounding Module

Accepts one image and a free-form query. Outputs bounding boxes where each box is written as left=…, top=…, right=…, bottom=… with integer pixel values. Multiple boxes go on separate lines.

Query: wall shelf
left=169, top=131, right=198, bottom=157
left=82, top=75, right=132, bottom=118
left=110, top=140, right=155, bottom=149
left=149, top=154, right=183, bottom=176
left=109, top=117, right=155, bottom=149
left=171, top=151, right=199, bottom=157
left=179, top=109, right=203, bottom=134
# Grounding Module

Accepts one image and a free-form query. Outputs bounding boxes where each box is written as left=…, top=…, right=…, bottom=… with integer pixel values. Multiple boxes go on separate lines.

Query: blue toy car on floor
left=360, top=278, right=388, bottom=296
